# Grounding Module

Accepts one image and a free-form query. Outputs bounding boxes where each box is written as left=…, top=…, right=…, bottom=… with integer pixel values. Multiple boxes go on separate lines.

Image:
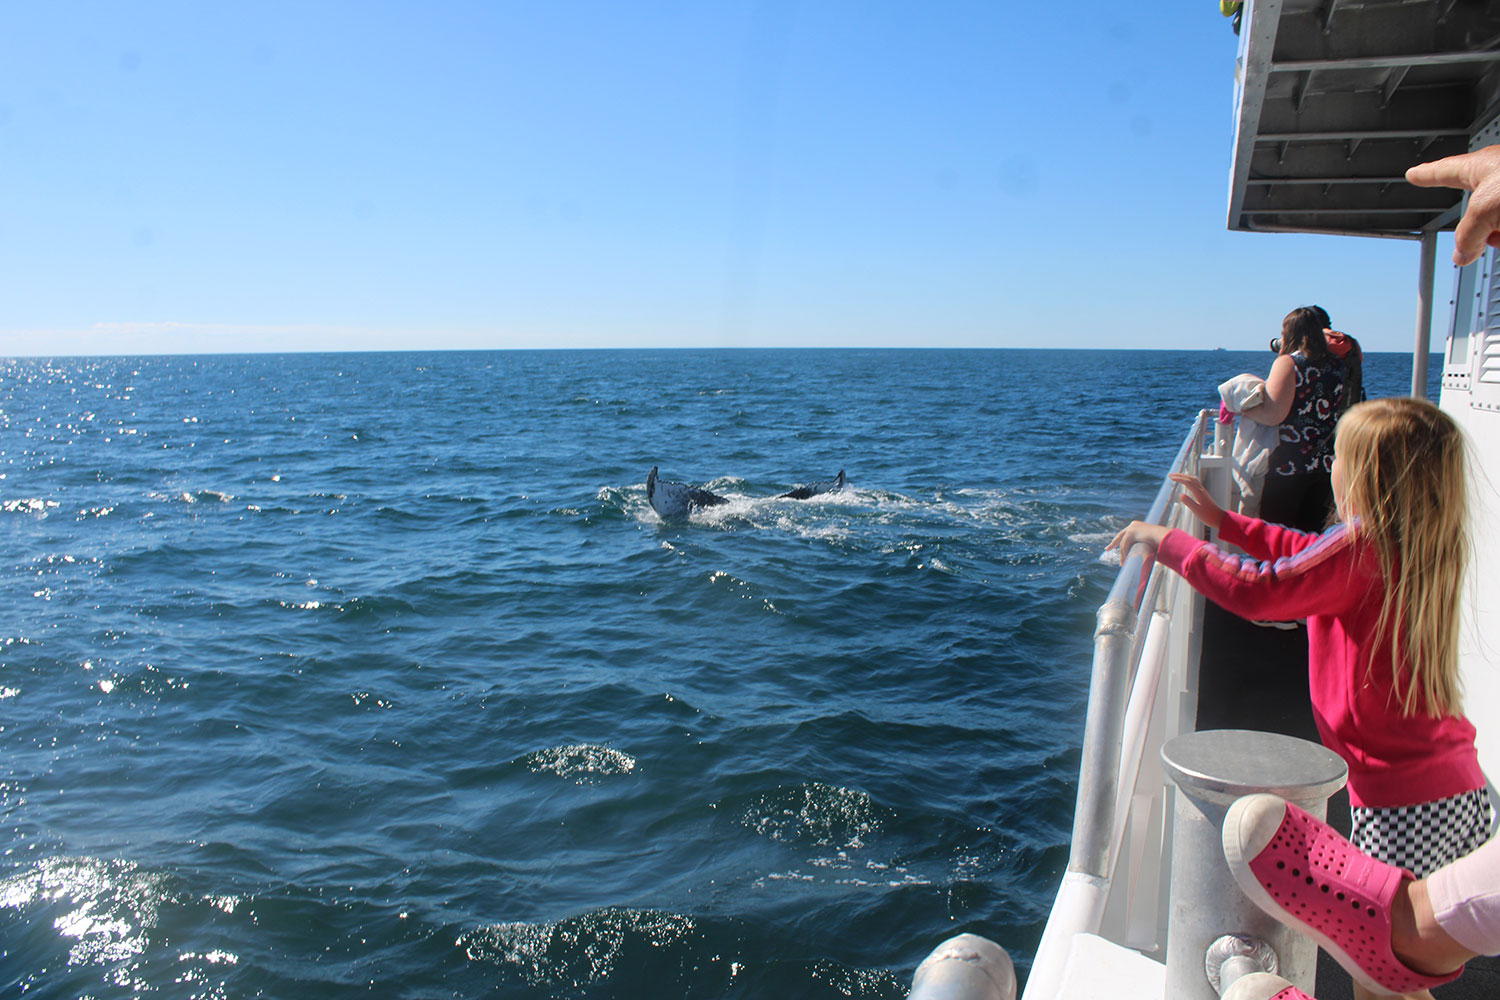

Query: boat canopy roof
left=1229, top=0, right=1500, bottom=238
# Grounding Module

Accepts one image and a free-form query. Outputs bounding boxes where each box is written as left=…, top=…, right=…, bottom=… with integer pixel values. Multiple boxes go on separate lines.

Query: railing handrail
left=1023, top=409, right=1213, bottom=1000
left=1069, top=409, right=1211, bottom=879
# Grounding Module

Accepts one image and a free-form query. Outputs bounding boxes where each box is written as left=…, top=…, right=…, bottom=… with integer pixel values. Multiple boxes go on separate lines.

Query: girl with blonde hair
left=1112, top=397, right=1488, bottom=1000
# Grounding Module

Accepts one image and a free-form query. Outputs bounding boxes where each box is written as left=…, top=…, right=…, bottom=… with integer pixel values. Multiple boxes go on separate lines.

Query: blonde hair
left=1335, top=397, right=1468, bottom=717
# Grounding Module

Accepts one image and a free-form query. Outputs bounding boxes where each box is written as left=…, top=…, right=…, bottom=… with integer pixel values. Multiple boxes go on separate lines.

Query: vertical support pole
left=1412, top=230, right=1437, bottom=399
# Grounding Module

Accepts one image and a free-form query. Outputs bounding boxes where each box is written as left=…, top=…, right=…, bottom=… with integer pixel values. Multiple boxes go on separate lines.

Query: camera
left=1269, top=337, right=1282, bottom=353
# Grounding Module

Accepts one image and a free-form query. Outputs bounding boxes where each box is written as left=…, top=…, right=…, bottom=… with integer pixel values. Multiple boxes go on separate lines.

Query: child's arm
left=1108, top=521, right=1169, bottom=560
left=1218, top=510, right=1326, bottom=562
left=1167, top=472, right=1323, bottom=561
left=1156, top=524, right=1363, bottom=622
left=1107, top=476, right=1227, bottom=564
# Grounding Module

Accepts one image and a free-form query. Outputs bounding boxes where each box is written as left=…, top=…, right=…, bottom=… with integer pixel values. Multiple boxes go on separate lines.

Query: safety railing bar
left=1125, top=415, right=1212, bottom=673
left=1066, top=410, right=1210, bottom=882
left=1027, top=409, right=1219, bottom=1000
left=1108, top=410, right=1211, bottom=609
left=1125, top=467, right=1202, bottom=674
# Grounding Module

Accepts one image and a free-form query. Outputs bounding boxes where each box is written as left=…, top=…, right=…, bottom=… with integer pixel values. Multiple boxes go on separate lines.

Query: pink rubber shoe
left=1223, top=793, right=1464, bottom=996
left=1222, top=972, right=1314, bottom=1000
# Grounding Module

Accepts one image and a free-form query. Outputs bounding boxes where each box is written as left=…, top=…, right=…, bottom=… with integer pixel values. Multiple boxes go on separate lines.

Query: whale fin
left=687, top=488, right=729, bottom=508
left=647, top=468, right=727, bottom=518
left=778, top=470, right=847, bottom=500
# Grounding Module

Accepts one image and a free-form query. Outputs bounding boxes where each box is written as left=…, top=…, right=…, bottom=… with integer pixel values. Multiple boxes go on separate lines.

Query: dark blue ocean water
left=0, top=349, right=1437, bottom=999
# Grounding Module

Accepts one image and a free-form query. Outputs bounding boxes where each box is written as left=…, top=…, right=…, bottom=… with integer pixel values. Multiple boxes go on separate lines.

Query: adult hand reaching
left=1406, top=145, right=1500, bottom=266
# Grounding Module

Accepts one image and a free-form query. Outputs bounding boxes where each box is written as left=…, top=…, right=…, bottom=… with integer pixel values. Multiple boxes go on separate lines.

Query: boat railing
left=1021, top=409, right=1224, bottom=999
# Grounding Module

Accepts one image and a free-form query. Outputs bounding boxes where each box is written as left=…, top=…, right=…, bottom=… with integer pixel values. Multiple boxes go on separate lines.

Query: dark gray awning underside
left=1228, top=0, right=1500, bottom=238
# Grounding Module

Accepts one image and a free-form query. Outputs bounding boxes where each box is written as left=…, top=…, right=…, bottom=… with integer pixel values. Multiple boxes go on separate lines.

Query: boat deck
left=1197, top=602, right=1499, bottom=1000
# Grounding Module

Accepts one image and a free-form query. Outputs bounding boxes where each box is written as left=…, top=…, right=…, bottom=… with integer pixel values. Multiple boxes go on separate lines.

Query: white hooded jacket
left=1217, top=373, right=1279, bottom=516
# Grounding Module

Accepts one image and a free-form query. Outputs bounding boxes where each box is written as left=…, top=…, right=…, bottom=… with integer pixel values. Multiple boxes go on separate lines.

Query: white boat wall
left=1442, top=109, right=1500, bottom=795
left=905, top=3, right=1500, bottom=999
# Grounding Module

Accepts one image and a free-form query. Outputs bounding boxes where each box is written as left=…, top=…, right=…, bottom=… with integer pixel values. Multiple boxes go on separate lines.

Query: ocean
left=0, top=348, right=1439, bottom=999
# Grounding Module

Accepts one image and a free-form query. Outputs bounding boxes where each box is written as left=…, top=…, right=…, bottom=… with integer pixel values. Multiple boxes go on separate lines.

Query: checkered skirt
left=1351, top=788, right=1495, bottom=877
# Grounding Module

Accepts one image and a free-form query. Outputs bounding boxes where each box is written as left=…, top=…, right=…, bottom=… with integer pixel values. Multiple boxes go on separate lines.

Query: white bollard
left=1160, top=730, right=1346, bottom=1000
left=909, top=934, right=1016, bottom=1000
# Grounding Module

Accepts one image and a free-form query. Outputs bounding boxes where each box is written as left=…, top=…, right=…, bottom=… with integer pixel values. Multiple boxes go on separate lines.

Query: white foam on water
left=459, top=907, right=696, bottom=988
left=740, top=782, right=881, bottom=849
left=1070, top=529, right=1118, bottom=549
left=524, top=743, right=637, bottom=782
left=1, top=498, right=58, bottom=515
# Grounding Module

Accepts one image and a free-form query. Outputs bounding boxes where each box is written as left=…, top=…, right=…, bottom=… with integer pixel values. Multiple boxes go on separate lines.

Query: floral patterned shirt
left=1269, top=351, right=1346, bottom=477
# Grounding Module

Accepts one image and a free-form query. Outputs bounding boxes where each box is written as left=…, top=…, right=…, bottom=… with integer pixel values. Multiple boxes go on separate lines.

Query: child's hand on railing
left=1169, top=473, right=1224, bottom=530
left=1107, top=521, right=1169, bottom=559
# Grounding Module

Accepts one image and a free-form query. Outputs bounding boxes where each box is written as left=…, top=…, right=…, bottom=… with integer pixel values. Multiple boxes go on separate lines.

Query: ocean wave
left=1, top=498, right=59, bottom=515
left=738, top=781, right=886, bottom=849
left=0, top=855, right=178, bottom=968
left=29, top=553, right=97, bottom=569
left=459, top=907, right=696, bottom=988
left=146, top=489, right=236, bottom=505
left=803, top=961, right=904, bottom=996
left=0, top=855, right=246, bottom=997
left=276, top=597, right=341, bottom=612
left=271, top=594, right=419, bottom=621
left=1069, top=526, right=1121, bottom=549
left=521, top=743, right=637, bottom=782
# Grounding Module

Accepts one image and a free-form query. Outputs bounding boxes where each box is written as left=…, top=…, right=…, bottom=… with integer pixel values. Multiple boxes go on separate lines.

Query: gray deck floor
left=1197, top=601, right=1496, bottom=1000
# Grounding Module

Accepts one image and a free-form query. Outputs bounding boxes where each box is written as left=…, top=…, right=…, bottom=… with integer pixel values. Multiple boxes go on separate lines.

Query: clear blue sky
left=0, top=2, right=1458, bottom=355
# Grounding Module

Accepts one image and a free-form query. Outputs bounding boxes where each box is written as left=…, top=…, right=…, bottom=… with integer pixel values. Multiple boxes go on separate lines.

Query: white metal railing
left=1023, top=410, right=1226, bottom=1000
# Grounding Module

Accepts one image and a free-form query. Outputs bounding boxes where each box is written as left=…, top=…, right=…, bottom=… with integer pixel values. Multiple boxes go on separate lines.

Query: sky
left=0, top=2, right=1461, bottom=355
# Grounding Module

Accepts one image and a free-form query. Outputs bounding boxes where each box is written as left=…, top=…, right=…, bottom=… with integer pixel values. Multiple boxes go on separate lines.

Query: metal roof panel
left=1228, top=0, right=1500, bottom=237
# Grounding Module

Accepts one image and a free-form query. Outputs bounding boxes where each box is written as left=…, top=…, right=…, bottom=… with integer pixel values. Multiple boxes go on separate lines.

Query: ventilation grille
left=1482, top=334, right=1500, bottom=386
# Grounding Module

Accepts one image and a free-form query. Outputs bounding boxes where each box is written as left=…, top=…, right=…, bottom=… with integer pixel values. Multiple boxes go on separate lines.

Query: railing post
left=1413, top=229, right=1437, bottom=398
left=1203, top=420, right=1234, bottom=539
left=1159, top=730, right=1347, bottom=1000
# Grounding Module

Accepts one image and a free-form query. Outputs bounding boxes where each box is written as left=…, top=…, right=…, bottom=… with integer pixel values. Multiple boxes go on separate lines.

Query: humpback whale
left=646, top=467, right=846, bottom=519
left=647, top=466, right=730, bottom=519
left=777, top=470, right=845, bottom=500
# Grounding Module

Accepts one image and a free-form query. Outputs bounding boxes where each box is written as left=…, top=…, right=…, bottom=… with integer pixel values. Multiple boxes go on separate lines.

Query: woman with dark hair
left=1307, top=304, right=1365, bottom=413
left=1242, top=306, right=1348, bottom=532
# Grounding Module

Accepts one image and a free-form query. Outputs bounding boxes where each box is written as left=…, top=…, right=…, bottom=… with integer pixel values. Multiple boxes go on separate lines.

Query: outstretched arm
left=1407, top=145, right=1500, bottom=266
left=1106, top=474, right=1223, bottom=560
left=1169, top=473, right=1224, bottom=531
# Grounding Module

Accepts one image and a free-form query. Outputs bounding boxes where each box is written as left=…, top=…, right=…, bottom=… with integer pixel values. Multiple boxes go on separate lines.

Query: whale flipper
left=778, top=469, right=845, bottom=500
left=647, top=466, right=728, bottom=519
